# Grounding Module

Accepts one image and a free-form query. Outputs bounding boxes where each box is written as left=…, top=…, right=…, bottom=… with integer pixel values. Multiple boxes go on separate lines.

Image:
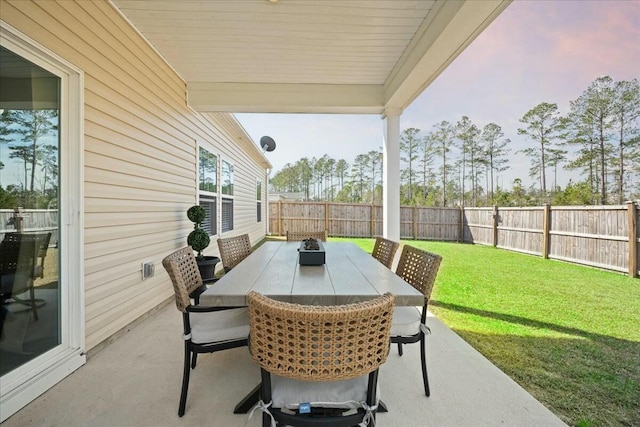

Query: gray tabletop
left=200, top=241, right=424, bottom=306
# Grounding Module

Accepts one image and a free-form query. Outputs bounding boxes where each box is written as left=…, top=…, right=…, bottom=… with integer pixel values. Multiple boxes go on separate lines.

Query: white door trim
left=0, top=21, right=85, bottom=422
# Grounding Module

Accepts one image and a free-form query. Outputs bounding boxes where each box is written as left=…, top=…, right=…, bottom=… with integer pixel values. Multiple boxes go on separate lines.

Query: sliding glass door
left=0, top=45, right=61, bottom=375
left=0, top=24, right=84, bottom=421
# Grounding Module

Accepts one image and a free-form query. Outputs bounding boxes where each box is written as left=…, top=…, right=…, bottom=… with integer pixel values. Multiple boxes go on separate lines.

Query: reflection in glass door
left=0, top=46, right=60, bottom=376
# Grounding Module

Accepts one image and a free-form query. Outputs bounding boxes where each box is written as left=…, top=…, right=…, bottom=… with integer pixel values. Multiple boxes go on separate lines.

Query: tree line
left=0, top=109, right=59, bottom=209
left=270, top=76, right=639, bottom=207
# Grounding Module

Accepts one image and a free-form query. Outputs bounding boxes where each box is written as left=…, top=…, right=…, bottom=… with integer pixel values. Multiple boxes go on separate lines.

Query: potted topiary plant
left=186, top=205, right=219, bottom=281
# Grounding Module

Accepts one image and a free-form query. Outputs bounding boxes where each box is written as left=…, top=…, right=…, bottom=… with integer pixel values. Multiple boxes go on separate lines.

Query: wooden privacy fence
left=269, top=201, right=639, bottom=277
left=269, top=201, right=460, bottom=242
left=464, top=202, right=639, bottom=277
left=0, top=209, right=59, bottom=246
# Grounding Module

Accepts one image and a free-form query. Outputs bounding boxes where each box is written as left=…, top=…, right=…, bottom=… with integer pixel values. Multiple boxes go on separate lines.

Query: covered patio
left=0, top=1, right=568, bottom=423
left=2, top=296, right=565, bottom=426
left=110, top=0, right=512, bottom=242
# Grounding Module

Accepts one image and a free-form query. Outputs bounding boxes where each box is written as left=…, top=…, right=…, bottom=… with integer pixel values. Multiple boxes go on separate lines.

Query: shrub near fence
left=269, top=201, right=639, bottom=277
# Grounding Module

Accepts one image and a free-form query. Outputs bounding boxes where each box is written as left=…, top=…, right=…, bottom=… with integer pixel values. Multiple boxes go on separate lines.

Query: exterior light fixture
left=260, top=136, right=276, bottom=152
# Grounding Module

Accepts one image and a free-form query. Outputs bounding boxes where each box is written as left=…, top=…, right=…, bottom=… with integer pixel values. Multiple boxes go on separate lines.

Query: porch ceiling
left=112, top=0, right=511, bottom=114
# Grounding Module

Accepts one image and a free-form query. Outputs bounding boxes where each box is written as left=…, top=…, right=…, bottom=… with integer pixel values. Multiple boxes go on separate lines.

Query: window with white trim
left=198, top=147, right=217, bottom=235
left=256, top=180, right=262, bottom=222
left=221, top=160, right=234, bottom=232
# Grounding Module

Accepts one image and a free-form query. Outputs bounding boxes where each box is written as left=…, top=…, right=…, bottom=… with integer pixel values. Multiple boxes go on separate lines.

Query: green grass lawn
left=330, top=237, right=640, bottom=427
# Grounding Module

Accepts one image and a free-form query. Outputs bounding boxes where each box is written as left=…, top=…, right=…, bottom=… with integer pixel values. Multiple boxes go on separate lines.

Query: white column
left=382, top=108, right=401, bottom=242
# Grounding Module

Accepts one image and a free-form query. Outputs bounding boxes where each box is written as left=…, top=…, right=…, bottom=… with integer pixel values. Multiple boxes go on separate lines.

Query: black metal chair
left=162, top=246, right=249, bottom=417
left=247, top=291, right=395, bottom=427
left=0, top=232, right=50, bottom=321
left=390, top=244, right=442, bottom=396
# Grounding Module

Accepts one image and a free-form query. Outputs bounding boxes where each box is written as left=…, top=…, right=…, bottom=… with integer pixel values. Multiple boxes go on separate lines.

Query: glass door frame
left=0, top=22, right=84, bottom=421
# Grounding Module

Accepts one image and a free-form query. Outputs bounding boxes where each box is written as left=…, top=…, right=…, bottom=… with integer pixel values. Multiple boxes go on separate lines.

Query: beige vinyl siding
left=1, top=1, right=268, bottom=350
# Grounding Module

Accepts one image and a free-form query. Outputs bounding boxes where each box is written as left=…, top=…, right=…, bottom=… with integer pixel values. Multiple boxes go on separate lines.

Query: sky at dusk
left=236, top=0, right=640, bottom=190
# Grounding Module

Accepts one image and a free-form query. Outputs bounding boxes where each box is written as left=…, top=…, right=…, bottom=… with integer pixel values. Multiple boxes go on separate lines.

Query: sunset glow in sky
left=236, top=0, right=640, bottom=189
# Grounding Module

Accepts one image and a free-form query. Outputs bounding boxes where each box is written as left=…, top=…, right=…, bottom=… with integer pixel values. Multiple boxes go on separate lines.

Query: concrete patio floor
left=3, top=301, right=566, bottom=427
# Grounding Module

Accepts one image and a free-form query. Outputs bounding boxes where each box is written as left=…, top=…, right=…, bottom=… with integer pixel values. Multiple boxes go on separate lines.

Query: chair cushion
left=390, top=306, right=422, bottom=336
left=271, top=374, right=377, bottom=410
left=188, top=308, right=249, bottom=344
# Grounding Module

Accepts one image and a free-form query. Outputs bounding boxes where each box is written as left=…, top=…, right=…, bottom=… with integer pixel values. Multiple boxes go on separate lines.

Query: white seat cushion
left=271, top=374, right=377, bottom=410
left=390, top=306, right=422, bottom=336
left=188, top=308, right=249, bottom=344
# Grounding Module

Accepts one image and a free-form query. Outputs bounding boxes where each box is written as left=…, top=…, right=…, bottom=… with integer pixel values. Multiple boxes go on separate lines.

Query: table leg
left=233, top=383, right=261, bottom=414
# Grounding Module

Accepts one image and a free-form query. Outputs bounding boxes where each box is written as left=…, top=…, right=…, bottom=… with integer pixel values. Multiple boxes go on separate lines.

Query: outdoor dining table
left=199, top=240, right=424, bottom=413
left=200, top=240, right=423, bottom=307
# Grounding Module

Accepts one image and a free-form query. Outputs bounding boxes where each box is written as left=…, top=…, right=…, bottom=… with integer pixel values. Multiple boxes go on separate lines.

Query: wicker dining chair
left=285, top=230, right=327, bottom=242
left=162, top=246, right=249, bottom=417
left=217, top=233, right=252, bottom=272
left=371, top=236, right=399, bottom=269
left=391, top=244, right=442, bottom=396
left=247, top=291, right=395, bottom=427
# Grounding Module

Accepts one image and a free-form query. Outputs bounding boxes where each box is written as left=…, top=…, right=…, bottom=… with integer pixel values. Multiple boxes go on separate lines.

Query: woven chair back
left=162, top=246, right=203, bottom=312
left=371, top=237, right=399, bottom=269
left=286, top=230, right=327, bottom=242
left=395, top=245, right=442, bottom=298
left=217, top=234, right=252, bottom=270
left=248, top=291, right=395, bottom=382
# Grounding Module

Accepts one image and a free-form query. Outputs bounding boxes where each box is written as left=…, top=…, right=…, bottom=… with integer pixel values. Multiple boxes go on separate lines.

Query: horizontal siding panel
left=85, top=108, right=194, bottom=166
left=84, top=236, right=186, bottom=277
left=85, top=211, right=185, bottom=229
left=85, top=283, right=170, bottom=349
left=84, top=198, right=190, bottom=214
left=85, top=222, right=189, bottom=245
left=84, top=164, right=193, bottom=195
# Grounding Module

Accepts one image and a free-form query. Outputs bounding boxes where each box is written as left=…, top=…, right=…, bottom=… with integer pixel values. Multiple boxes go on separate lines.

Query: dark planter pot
left=196, top=255, right=220, bottom=281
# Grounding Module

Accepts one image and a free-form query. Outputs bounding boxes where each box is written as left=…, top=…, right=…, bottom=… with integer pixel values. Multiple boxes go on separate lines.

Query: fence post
left=459, top=206, right=465, bottom=242
left=370, top=204, right=374, bottom=238
left=542, top=204, right=551, bottom=259
left=278, top=201, right=282, bottom=236
left=413, top=206, right=418, bottom=240
left=628, top=201, right=638, bottom=278
left=324, top=202, right=329, bottom=235
left=493, top=205, right=499, bottom=248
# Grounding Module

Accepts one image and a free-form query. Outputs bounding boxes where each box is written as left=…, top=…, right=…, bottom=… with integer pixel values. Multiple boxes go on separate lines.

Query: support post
left=382, top=108, right=402, bottom=241
left=628, top=201, right=638, bottom=278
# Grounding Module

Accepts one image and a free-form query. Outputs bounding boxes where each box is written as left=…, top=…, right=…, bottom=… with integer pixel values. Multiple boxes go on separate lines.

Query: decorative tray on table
left=298, top=238, right=326, bottom=266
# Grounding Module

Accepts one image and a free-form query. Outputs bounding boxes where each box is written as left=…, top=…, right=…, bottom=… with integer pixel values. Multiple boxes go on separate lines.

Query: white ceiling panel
left=112, top=0, right=511, bottom=113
